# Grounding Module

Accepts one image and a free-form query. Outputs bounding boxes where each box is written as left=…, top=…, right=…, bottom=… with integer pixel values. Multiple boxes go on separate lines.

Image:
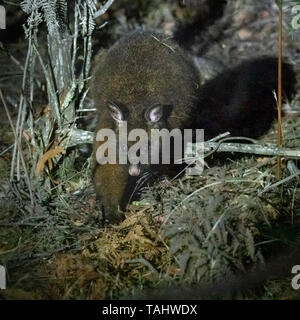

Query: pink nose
left=129, top=165, right=140, bottom=176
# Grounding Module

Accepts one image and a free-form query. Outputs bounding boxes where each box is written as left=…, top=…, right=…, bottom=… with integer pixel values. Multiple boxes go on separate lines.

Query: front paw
left=102, top=204, right=125, bottom=225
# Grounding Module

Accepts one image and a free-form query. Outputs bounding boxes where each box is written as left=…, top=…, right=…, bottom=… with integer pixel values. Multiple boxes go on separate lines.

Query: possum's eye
left=107, top=103, right=124, bottom=123
left=145, top=104, right=163, bottom=123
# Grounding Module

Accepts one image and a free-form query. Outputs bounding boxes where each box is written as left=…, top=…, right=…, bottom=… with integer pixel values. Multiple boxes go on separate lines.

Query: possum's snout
left=129, top=164, right=141, bottom=176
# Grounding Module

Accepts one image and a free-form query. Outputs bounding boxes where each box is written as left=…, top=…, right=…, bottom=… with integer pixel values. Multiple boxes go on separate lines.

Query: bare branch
left=94, top=0, right=115, bottom=19
left=61, top=128, right=300, bottom=160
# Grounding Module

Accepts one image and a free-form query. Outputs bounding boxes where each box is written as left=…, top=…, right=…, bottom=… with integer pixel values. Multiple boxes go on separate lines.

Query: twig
left=209, top=132, right=231, bottom=142
left=72, top=1, right=79, bottom=80
left=0, top=144, right=14, bottom=156
left=76, top=108, right=97, bottom=112
left=287, top=160, right=300, bottom=175
left=10, top=36, right=32, bottom=181
left=189, top=141, right=300, bottom=159
left=277, top=0, right=283, bottom=178
left=258, top=170, right=300, bottom=196
left=151, top=35, right=175, bottom=52
left=202, top=136, right=259, bottom=159
left=33, top=42, right=61, bottom=128
left=57, top=128, right=94, bottom=147
left=0, top=89, right=35, bottom=206
left=94, top=0, right=115, bottom=19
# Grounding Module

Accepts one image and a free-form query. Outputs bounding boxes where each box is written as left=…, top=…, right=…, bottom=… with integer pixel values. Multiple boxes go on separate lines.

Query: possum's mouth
left=129, top=164, right=141, bottom=176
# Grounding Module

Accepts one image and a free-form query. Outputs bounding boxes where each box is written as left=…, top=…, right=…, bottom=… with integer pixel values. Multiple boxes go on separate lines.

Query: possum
left=91, top=29, right=295, bottom=224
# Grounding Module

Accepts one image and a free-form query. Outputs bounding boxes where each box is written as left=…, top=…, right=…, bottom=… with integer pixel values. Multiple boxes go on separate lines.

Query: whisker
left=128, top=171, right=152, bottom=204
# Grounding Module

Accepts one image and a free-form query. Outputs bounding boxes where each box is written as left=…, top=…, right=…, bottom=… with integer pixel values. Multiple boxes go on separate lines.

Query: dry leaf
left=35, top=146, right=65, bottom=176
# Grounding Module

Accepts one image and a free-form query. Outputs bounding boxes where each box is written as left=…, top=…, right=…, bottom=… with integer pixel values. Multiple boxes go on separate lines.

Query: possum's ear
left=107, top=103, right=124, bottom=123
left=145, top=104, right=163, bottom=123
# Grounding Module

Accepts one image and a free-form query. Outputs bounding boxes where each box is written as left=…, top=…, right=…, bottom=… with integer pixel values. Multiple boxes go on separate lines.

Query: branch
left=61, top=128, right=300, bottom=159
left=258, top=170, right=300, bottom=196
left=189, top=141, right=300, bottom=159
left=58, top=128, right=94, bottom=147
left=94, top=0, right=115, bottom=19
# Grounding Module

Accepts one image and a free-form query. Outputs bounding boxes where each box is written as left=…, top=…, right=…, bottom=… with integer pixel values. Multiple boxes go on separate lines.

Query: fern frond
left=56, top=0, right=68, bottom=33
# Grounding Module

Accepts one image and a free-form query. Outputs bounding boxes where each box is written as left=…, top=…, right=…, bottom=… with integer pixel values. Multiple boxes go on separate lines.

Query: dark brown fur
left=92, top=30, right=200, bottom=223
left=91, top=30, right=295, bottom=224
